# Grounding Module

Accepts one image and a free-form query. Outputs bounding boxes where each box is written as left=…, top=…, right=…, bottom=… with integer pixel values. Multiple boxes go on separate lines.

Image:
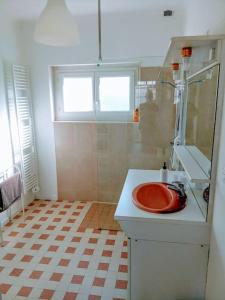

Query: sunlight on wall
left=0, top=62, right=13, bottom=173
left=0, top=115, right=12, bottom=173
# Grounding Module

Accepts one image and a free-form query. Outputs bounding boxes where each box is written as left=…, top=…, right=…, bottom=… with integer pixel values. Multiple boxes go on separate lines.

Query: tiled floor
left=0, top=200, right=128, bottom=300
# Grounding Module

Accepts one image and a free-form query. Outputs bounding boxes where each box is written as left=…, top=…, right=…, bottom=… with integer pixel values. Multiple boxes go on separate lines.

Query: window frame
left=55, top=71, right=96, bottom=121
left=53, top=65, right=137, bottom=122
left=95, top=70, right=135, bottom=121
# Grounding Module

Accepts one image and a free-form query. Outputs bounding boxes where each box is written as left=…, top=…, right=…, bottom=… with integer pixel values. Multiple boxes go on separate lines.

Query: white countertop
left=115, top=169, right=205, bottom=224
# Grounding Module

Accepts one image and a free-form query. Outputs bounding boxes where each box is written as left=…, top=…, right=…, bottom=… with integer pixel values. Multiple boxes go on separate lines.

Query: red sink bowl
left=132, top=182, right=186, bottom=214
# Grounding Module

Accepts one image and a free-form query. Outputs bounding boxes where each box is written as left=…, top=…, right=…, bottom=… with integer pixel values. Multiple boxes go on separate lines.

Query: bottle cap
left=171, top=63, right=179, bottom=71
left=181, top=47, right=192, bottom=58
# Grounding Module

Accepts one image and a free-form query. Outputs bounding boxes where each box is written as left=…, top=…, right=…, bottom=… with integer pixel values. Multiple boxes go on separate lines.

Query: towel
left=0, top=173, right=22, bottom=212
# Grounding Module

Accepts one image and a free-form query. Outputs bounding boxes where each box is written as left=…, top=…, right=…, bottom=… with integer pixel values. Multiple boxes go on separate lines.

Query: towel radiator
left=5, top=63, right=39, bottom=194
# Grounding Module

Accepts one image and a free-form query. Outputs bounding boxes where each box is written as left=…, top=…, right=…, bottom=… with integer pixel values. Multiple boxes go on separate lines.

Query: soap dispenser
left=160, top=162, right=168, bottom=182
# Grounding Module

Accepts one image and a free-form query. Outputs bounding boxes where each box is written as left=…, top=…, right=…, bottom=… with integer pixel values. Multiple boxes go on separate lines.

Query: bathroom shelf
left=163, top=35, right=225, bottom=68
left=174, top=145, right=210, bottom=184
left=185, top=146, right=211, bottom=176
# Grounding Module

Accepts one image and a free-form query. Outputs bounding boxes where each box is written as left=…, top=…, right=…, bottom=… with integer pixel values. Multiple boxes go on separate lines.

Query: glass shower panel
left=94, top=66, right=176, bottom=203
left=54, top=66, right=176, bottom=203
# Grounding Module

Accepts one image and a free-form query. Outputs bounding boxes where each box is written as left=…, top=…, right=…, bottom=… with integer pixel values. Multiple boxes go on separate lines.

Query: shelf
left=163, top=34, right=225, bottom=67
left=185, top=146, right=211, bottom=176
left=174, top=145, right=210, bottom=184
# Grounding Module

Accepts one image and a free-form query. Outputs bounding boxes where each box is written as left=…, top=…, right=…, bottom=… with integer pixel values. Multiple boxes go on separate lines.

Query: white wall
left=184, top=0, right=225, bottom=36
left=183, top=0, right=225, bottom=299
left=0, top=3, right=23, bottom=173
left=0, top=4, right=22, bottom=175
left=0, top=7, right=22, bottom=62
left=19, top=10, right=185, bottom=200
left=0, top=61, right=12, bottom=173
left=206, top=42, right=225, bottom=299
left=206, top=96, right=225, bottom=299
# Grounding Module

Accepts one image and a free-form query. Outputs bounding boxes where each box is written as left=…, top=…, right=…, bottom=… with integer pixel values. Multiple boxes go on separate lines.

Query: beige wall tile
left=54, top=67, right=175, bottom=203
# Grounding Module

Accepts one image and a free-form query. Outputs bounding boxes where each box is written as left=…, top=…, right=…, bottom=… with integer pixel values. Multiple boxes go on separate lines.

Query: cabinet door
left=130, top=239, right=208, bottom=300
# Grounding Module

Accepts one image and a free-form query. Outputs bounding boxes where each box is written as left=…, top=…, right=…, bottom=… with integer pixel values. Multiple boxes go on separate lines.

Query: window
left=98, top=76, right=130, bottom=111
left=52, top=65, right=137, bottom=121
left=63, top=77, right=93, bottom=112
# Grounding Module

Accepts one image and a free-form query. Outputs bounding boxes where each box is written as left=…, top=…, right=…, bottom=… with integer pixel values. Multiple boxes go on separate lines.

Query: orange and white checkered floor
left=0, top=199, right=128, bottom=300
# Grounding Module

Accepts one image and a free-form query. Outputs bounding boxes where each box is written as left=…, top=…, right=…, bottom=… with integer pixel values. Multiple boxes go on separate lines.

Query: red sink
left=132, top=182, right=186, bottom=214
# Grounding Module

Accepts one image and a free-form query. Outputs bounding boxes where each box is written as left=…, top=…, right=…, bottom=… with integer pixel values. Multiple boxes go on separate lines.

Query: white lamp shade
left=34, top=0, right=79, bottom=47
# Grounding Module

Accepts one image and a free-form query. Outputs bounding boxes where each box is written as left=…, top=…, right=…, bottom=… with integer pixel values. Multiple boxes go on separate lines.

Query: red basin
left=132, top=182, right=186, bottom=214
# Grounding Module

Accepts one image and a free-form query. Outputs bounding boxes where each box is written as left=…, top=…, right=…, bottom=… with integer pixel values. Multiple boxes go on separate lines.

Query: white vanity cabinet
left=129, top=238, right=208, bottom=300
left=114, top=35, right=225, bottom=300
left=115, top=169, right=210, bottom=300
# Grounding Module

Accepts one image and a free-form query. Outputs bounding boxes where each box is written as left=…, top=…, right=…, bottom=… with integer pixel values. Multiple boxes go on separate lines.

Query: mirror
left=185, top=64, right=219, bottom=163
left=184, top=64, right=219, bottom=219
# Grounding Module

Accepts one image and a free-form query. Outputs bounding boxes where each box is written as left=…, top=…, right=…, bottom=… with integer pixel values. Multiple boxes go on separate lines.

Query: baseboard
left=35, top=192, right=58, bottom=201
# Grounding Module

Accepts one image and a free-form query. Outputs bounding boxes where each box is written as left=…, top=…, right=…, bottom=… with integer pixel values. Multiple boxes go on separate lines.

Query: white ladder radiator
left=5, top=64, right=39, bottom=194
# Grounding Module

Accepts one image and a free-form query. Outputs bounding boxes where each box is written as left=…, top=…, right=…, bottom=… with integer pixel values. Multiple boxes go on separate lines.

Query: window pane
left=99, top=76, right=130, bottom=111
left=63, top=77, right=93, bottom=112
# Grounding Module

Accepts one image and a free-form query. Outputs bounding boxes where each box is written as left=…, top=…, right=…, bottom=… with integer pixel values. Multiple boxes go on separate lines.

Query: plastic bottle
left=160, top=162, right=168, bottom=182
left=133, top=108, right=139, bottom=122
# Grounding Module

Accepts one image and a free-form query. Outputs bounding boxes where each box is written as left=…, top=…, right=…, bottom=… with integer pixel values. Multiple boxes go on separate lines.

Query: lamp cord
left=98, top=0, right=102, bottom=63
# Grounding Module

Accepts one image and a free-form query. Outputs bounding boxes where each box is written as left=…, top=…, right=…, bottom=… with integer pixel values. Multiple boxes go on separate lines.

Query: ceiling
left=3, top=0, right=187, bottom=20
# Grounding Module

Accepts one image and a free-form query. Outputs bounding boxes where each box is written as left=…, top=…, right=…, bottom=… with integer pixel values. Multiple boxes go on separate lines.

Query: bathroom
left=0, top=0, right=225, bottom=299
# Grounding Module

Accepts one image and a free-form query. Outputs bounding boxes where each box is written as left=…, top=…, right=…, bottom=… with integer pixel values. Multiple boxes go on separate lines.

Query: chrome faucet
left=167, top=182, right=186, bottom=199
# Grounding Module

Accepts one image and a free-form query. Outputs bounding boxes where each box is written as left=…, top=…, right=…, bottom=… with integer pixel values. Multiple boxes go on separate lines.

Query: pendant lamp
left=34, top=0, right=79, bottom=47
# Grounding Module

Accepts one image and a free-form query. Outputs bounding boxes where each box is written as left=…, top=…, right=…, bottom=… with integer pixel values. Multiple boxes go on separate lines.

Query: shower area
left=53, top=66, right=176, bottom=203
